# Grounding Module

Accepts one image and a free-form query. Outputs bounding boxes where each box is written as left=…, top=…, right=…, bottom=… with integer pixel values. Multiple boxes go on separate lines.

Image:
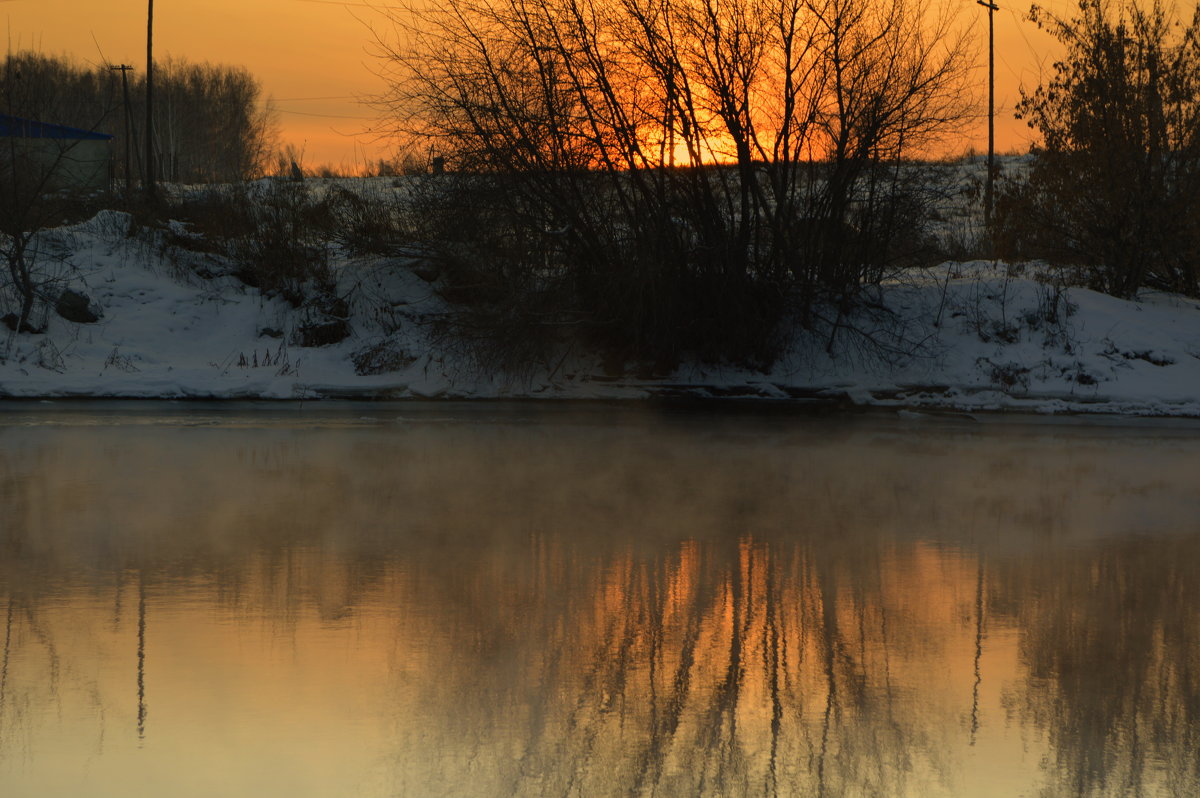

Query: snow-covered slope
left=3, top=210, right=1200, bottom=416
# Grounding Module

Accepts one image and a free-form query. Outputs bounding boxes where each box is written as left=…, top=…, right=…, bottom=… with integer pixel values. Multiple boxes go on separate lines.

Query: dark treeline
left=1, top=51, right=276, bottom=184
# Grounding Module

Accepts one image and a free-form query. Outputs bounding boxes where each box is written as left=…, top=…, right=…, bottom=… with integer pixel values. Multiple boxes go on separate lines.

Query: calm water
left=1, top=403, right=1198, bottom=798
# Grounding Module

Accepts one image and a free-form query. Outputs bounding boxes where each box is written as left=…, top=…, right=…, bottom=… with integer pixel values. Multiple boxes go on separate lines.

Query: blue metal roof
left=0, top=113, right=113, bottom=141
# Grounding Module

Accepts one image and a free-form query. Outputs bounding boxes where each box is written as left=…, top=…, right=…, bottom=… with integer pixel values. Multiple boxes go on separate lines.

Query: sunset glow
left=4, top=0, right=395, bottom=170
left=3, top=0, right=1088, bottom=171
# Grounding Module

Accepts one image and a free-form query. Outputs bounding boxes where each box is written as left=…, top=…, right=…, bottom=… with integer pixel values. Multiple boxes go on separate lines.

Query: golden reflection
left=0, top=412, right=1199, bottom=797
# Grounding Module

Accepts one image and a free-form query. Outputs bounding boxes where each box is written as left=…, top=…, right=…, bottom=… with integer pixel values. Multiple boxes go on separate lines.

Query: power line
left=289, top=0, right=405, bottom=8
left=273, top=95, right=360, bottom=101
left=275, top=108, right=377, bottom=119
left=1007, top=6, right=1052, bottom=81
left=997, top=50, right=1022, bottom=84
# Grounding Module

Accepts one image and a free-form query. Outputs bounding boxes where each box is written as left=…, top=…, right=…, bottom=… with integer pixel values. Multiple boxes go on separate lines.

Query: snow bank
left=3, top=210, right=1200, bottom=417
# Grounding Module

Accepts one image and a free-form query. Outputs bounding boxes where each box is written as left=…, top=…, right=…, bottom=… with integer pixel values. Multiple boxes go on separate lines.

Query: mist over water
left=1, top=405, right=1198, bottom=797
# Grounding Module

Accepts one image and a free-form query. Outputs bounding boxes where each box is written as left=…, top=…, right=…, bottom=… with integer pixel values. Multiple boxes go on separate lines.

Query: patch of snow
left=3, top=209, right=1200, bottom=417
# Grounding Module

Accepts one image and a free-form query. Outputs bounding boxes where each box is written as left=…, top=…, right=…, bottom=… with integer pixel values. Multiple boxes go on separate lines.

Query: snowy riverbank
left=3, top=208, right=1200, bottom=417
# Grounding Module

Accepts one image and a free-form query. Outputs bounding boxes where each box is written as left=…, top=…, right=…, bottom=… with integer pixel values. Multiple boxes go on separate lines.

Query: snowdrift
left=3, top=205, right=1200, bottom=417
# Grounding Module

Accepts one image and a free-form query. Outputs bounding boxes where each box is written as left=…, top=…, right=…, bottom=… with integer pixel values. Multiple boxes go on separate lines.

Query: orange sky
left=4, top=0, right=1071, bottom=168
left=3, top=0, right=397, bottom=170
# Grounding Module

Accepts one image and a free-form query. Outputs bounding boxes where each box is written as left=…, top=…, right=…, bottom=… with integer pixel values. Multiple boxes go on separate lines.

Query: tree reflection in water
left=381, top=532, right=976, bottom=797
left=1001, top=536, right=1200, bottom=798
left=0, top=411, right=1198, bottom=797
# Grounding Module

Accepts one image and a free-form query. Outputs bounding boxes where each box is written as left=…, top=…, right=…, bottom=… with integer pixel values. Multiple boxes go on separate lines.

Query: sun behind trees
left=376, top=0, right=975, bottom=369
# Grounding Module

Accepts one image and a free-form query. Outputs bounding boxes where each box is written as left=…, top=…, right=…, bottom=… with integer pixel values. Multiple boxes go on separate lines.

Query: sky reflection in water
left=1, top=406, right=1198, bottom=797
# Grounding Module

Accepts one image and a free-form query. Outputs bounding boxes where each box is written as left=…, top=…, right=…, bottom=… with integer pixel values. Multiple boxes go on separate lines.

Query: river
left=1, top=402, right=1198, bottom=797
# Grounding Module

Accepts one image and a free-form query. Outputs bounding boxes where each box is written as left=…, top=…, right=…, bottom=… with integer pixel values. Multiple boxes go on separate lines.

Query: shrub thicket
left=167, top=179, right=413, bottom=321
left=378, top=0, right=973, bottom=369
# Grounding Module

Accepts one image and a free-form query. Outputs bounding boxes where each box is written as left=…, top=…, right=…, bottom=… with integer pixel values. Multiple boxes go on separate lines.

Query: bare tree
left=376, top=0, right=974, bottom=369
left=151, top=58, right=278, bottom=183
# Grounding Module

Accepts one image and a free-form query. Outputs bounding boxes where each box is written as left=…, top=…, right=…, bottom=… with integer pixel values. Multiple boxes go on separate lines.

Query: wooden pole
left=978, top=0, right=998, bottom=233
left=145, top=0, right=157, bottom=204
left=111, top=65, right=134, bottom=200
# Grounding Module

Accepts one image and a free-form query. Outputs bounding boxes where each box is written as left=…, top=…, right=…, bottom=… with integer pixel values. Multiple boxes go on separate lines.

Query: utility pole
left=145, top=0, right=157, bottom=204
left=978, top=0, right=998, bottom=233
left=111, top=64, right=134, bottom=200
